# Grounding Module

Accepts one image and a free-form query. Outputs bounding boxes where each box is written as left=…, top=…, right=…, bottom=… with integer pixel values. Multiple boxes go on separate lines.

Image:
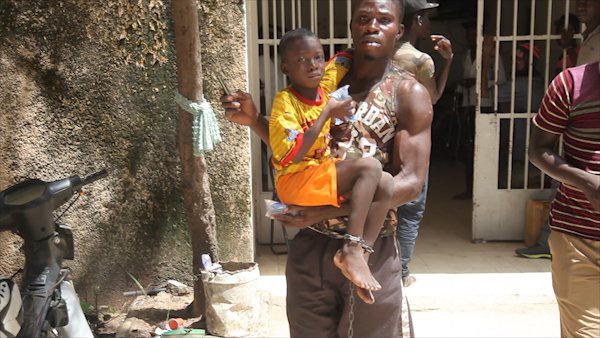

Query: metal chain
left=348, top=283, right=355, bottom=338
left=343, top=233, right=375, bottom=253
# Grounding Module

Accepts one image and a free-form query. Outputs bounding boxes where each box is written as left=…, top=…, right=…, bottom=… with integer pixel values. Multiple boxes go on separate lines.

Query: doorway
left=246, top=0, right=573, bottom=244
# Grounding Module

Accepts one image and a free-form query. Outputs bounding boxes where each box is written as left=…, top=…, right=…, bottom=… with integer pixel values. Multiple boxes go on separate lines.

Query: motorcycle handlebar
left=0, top=169, right=109, bottom=218
left=0, top=169, right=108, bottom=237
left=49, top=169, right=108, bottom=209
left=82, top=169, right=108, bottom=187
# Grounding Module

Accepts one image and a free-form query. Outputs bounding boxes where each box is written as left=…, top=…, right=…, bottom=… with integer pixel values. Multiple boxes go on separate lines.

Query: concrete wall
left=0, top=0, right=252, bottom=307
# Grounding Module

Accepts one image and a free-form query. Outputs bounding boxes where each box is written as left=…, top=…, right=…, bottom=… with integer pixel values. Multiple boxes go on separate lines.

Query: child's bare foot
left=334, top=243, right=381, bottom=292
left=356, top=287, right=375, bottom=304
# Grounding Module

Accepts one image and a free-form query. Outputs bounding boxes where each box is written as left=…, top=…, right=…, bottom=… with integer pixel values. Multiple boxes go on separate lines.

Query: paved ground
left=256, top=158, right=558, bottom=337
left=407, top=272, right=557, bottom=337
left=256, top=249, right=557, bottom=337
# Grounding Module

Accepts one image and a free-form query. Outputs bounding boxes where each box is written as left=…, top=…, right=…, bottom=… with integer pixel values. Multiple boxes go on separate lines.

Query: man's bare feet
left=334, top=242, right=381, bottom=296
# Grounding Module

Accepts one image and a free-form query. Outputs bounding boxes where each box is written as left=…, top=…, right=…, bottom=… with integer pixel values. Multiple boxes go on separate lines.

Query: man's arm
left=273, top=204, right=351, bottom=228
left=418, top=62, right=449, bottom=104
left=529, top=126, right=600, bottom=210
left=425, top=35, right=453, bottom=104
left=390, top=80, right=433, bottom=207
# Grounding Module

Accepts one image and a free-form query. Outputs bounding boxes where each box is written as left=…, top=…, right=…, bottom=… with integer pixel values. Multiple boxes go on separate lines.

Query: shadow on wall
left=0, top=0, right=193, bottom=308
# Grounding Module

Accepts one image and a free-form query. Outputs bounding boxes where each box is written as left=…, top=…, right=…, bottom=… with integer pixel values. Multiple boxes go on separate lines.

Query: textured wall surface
left=0, top=0, right=252, bottom=307
left=196, top=0, right=254, bottom=263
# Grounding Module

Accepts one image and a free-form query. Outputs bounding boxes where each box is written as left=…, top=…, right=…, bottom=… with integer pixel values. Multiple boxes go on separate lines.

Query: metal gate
left=246, top=0, right=354, bottom=243
left=472, top=0, right=576, bottom=240
left=245, top=0, right=576, bottom=243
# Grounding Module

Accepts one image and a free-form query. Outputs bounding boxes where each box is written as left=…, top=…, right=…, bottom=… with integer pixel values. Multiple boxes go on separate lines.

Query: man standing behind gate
left=576, top=0, right=600, bottom=63
left=529, top=61, right=600, bottom=337
left=392, top=0, right=453, bottom=287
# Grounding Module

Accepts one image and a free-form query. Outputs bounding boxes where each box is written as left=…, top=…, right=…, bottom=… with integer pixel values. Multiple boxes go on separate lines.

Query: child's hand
left=326, top=97, right=355, bottom=121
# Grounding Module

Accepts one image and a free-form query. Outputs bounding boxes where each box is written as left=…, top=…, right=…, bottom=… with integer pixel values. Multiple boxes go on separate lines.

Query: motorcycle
left=0, top=170, right=107, bottom=338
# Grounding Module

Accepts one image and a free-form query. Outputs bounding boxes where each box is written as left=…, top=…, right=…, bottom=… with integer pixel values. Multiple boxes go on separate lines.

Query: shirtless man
left=222, top=0, right=432, bottom=336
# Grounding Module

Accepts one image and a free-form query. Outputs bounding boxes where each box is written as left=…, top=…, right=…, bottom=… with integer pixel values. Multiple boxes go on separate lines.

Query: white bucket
left=201, top=262, right=262, bottom=337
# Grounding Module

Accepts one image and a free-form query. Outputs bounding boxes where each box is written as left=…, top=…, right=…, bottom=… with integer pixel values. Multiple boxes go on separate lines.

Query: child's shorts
left=276, top=158, right=340, bottom=207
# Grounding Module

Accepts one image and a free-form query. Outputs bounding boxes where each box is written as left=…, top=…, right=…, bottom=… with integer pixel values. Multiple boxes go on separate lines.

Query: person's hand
left=326, top=97, right=355, bottom=121
left=582, top=177, right=600, bottom=212
left=431, top=35, right=453, bottom=61
left=273, top=205, right=324, bottom=229
left=559, top=27, right=574, bottom=49
left=220, top=90, right=259, bottom=127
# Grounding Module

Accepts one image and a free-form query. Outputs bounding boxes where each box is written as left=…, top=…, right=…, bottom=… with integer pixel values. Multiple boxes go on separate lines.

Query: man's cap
left=405, top=0, right=439, bottom=14
left=518, top=43, right=540, bottom=60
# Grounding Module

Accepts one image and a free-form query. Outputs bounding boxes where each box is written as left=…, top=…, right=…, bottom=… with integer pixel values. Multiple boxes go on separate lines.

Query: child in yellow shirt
left=270, top=28, right=394, bottom=303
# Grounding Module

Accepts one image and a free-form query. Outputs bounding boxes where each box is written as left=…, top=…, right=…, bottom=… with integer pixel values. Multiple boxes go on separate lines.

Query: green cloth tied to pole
left=175, top=92, right=222, bottom=156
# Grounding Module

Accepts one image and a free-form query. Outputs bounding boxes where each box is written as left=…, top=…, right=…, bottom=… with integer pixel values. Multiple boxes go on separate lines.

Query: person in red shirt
left=529, top=61, right=600, bottom=337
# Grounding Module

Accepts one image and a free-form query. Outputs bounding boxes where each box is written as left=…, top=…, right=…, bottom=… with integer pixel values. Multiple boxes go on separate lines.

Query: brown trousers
left=286, top=229, right=414, bottom=337
left=549, top=230, right=600, bottom=337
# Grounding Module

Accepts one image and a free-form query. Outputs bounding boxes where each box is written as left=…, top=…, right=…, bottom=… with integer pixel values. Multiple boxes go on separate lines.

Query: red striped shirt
left=533, top=62, right=600, bottom=240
